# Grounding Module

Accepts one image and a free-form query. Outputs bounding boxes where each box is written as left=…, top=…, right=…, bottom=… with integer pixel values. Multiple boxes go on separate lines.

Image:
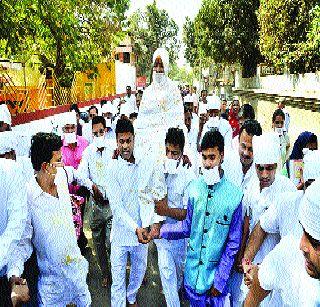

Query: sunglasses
left=256, top=165, right=276, bottom=172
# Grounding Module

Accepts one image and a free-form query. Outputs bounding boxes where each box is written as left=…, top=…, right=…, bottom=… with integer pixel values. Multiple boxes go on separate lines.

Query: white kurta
left=25, top=177, right=91, bottom=306
left=155, top=164, right=195, bottom=307
left=0, top=159, right=28, bottom=278
left=258, top=235, right=320, bottom=306
left=260, top=190, right=303, bottom=239
left=240, top=174, right=297, bottom=306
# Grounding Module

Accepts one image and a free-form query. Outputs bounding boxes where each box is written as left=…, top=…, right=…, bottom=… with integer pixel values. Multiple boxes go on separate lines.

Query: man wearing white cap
left=0, top=104, right=12, bottom=132
left=239, top=132, right=296, bottom=305
left=76, top=115, right=115, bottom=288
left=0, top=158, right=30, bottom=306
left=243, top=149, right=320, bottom=267
left=198, top=95, right=233, bottom=149
left=244, top=178, right=320, bottom=306
left=134, top=47, right=185, bottom=160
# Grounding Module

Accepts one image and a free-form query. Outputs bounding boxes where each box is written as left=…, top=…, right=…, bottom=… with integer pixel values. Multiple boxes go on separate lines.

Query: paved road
left=84, top=217, right=187, bottom=307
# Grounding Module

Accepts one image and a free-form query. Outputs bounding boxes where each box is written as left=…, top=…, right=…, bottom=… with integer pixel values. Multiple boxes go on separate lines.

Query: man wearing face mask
left=243, top=149, right=320, bottom=278
left=272, top=108, right=290, bottom=169
left=60, top=111, right=89, bottom=254
left=107, top=118, right=166, bottom=307
left=82, top=105, right=99, bottom=143
left=15, top=132, right=91, bottom=306
left=101, top=103, right=117, bottom=135
left=199, top=95, right=233, bottom=150
left=244, top=179, right=320, bottom=306
left=76, top=116, right=115, bottom=288
left=160, top=130, right=243, bottom=306
left=134, top=48, right=185, bottom=160
left=239, top=132, right=296, bottom=306
left=153, top=127, right=195, bottom=307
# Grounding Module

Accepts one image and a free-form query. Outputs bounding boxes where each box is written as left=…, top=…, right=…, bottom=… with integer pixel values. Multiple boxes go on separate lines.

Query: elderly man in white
left=239, top=132, right=296, bottom=306
left=243, top=149, right=320, bottom=264
left=0, top=158, right=29, bottom=306
left=244, top=178, right=320, bottom=306
left=134, top=47, right=185, bottom=160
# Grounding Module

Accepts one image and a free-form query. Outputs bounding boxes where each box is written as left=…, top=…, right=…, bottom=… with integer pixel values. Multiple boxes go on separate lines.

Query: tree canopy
left=0, top=0, right=129, bottom=86
left=128, top=0, right=179, bottom=79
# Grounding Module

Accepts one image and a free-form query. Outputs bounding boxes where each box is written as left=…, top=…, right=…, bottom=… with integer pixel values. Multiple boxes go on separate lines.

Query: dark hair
left=239, top=104, right=255, bottom=120
left=70, top=104, right=80, bottom=115
left=129, top=113, right=138, bottom=120
left=290, top=132, right=318, bottom=160
left=201, top=130, right=224, bottom=152
left=88, top=106, right=98, bottom=114
left=30, top=133, right=63, bottom=172
left=201, top=89, right=207, bottom=95
left=100, top=100, right=108, bottom=106
left=126, top=86, right=131, bottom=90
left=272, top=109, right=285, bottom=122
left=239, top=119, right=262, bottom=139
left=116, top=118, right=134, bottom=136
left=92, top=116, right=106, bottom=129
left=165, top=128, right=185, bottom=152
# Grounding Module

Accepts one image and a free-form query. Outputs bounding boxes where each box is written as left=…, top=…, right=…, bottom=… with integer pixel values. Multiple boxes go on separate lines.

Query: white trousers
left=155, top=238, right=186, bottom=307
left=111, top=244, right=148, bottom=307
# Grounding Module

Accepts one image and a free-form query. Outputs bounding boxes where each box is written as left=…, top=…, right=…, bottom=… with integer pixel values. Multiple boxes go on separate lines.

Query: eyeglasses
left=93, top=129, right=105, bottom=137
left=256, top=165, right=276, bottom=172
left=274, top=121, right=284, bottom=125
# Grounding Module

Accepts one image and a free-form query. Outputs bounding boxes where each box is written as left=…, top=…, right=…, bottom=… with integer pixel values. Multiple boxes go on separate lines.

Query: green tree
left=258, top=0, right=319, bottom=73
left=0, top=0, right=129, bottom=86
left=185, top=0, right=261, bottom=78
left=168, top=63, right=195, bottom=86
left=183, top=17, right=199, bottom=68
left=128, top=0, right=179, bottom=79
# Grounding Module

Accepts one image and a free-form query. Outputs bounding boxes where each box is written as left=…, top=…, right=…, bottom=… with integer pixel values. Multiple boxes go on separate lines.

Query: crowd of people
left=1, top=47, right=320, bottom=307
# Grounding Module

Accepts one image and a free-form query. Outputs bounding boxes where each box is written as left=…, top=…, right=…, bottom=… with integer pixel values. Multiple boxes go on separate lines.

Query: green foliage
left=168, top=63, right=195, bottom=85
left=128, top=0, right=179, bottom=79
left=185, top=0, right=261, bottom=78
left=0, top=0, right=129, bottom=86
left=258, top=0, right=319, bottom=73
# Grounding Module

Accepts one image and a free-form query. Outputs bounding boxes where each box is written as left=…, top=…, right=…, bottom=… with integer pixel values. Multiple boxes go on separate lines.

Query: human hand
left=149, top=223, right=161, bottom=239
left=136, top=227, right=151, bottom=244
left=209, top=286, right=221, bottom=297
left=182, top=155, right=192, bottom=168
left=112, top=148, right=120, bottom=160
left=242, top=258, right=254, bottom=288
left=10, top=278, right=29, bottom=306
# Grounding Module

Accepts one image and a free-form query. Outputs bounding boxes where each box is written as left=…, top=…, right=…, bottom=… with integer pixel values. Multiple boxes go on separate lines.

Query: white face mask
left=275, top=127, right=284, bottom=136
left=164, top=157, right=179, bottom=174
left=63, top=132, right=77, bottom=144
left=54, top=166, right=67, bottom=187
left=93, top=135, right=105, bottom=149
left=105, top=118, right=112, bottom=128
left=201, top=166, right=221, bottom=185
left=153, top=72, right=166, bottom=84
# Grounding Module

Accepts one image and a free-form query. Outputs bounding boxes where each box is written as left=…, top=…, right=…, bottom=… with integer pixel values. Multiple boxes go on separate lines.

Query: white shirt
left=124, top=94, right=138, bottom=113
left=76, top=138, right=115, bottom=194
left=0, top=159, right=28, bottom=277
left=201, top=116, right=233, bottom=148
left=244, top=174, right=297, bottom=264
left=260, top=191, right=303, bottom=239
left=107, top=157, right=167, bottom=247
left=283, top=108, right=290, bottom=132
left=259, top=235, right=320, bottom=306
left=21, top=177, right=89, bottom=303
